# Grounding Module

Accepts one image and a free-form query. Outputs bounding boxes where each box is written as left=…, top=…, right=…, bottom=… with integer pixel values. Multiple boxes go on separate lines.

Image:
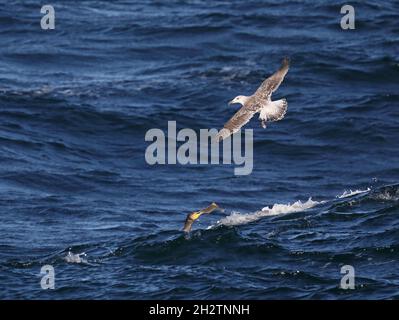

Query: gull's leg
left=259, top=107, right=267, bottom=129
left=261, top=120, right=267, bottom=129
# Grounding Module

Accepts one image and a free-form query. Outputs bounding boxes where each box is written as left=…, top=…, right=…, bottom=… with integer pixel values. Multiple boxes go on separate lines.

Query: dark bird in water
left=216, top=57, right=290, bottom=141
left=183, top=202, right=221, bottom=233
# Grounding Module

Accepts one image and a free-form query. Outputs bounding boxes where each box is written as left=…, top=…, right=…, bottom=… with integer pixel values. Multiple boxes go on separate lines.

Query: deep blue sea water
left=0, top=0, right=398, bottom=299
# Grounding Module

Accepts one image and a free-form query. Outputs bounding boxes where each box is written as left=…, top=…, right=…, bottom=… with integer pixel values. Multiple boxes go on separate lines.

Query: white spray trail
left=215, top=198, right=321, bottom=227
left=209, top=187, right=372, bottom=228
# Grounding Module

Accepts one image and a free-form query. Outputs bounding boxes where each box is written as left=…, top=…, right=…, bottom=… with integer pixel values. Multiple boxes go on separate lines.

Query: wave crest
left=338, top=188, right=371, bottom=199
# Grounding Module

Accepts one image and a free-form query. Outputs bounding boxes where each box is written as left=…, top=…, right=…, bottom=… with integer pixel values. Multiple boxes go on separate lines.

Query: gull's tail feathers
left=259, top=99, right=288, bottom=122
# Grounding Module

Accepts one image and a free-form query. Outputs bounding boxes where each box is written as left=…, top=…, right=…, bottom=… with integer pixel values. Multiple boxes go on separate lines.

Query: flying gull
left=216, top=57, right=290, bottom=141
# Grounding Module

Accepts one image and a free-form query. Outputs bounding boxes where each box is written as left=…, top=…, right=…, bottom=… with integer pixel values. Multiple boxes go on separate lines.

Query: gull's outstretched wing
left=254, top=57, right=290, bottom=102
left=199, top=202, right=220, bottom=214
left=216, top=105, right=257, bottom=141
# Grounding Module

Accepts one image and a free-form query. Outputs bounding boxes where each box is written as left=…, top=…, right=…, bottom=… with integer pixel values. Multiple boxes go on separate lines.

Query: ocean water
left=0, top=0, right=398, bottom=299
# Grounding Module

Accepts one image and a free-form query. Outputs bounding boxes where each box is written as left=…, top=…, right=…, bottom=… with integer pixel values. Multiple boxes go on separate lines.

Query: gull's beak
left=228, top=99, right=235, bottom=105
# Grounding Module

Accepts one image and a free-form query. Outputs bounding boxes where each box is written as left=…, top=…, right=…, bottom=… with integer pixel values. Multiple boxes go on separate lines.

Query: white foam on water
left=64, top=251, right=88, bottom=264
left=338, top=188, right=371, bottom=199
left=371, top=189, right=399, bottom=201
left=216, top=198, right=321, bottom=227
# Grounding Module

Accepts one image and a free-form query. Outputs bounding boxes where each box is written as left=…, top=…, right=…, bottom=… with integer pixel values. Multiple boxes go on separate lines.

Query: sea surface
left=0, top=0, right=398, bottom=299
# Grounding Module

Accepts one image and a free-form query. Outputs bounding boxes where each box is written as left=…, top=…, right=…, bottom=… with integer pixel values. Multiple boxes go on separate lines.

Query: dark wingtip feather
left=282, top=57, right=290, bottom=68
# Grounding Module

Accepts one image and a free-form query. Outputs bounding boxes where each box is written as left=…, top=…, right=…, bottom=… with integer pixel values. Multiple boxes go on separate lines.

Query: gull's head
left=228, top=95, right=248, bottom=106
